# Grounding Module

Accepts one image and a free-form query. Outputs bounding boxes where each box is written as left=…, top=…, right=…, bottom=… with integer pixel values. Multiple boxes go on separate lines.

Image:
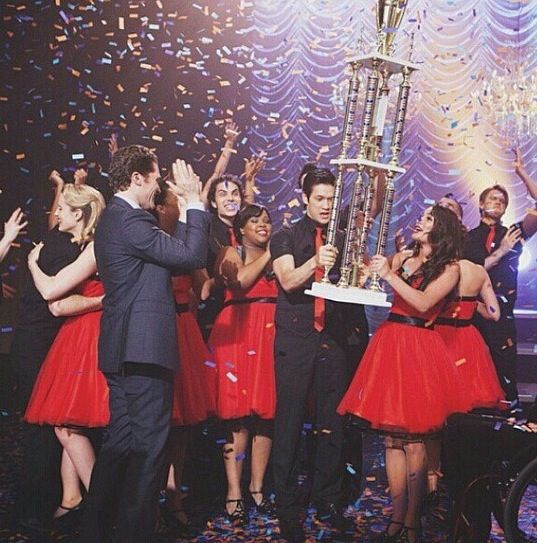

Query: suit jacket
left=95, top=196, right=210, bottom=373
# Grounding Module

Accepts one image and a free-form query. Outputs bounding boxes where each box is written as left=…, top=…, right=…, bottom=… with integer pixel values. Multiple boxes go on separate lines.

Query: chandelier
left=476, top=61, right=537, bottom=140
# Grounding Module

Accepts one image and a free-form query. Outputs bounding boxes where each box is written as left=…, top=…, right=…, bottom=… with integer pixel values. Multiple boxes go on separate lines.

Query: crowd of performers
left=1, top=128, right=537, bottom=543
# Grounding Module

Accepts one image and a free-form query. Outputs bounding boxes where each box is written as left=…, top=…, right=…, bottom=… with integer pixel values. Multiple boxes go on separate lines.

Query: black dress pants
left=273, top=329, right=348, bottom=519
left=80, top=363, right=173, bottom=543
left=11, top=328, right=62, bottom=522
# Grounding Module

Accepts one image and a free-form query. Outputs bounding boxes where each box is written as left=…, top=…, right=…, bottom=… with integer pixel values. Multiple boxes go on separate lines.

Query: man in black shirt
left=271, top=168, right=352, bottom=541
left=463, top=184, right=536, bottom=404
left=196, top=174, right=243, bottom=340
left=11, top=227, right=81, bottom=532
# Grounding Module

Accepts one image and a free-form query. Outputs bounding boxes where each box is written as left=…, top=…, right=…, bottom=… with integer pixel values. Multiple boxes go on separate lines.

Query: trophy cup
left=306, top=0, right=418, bottom=307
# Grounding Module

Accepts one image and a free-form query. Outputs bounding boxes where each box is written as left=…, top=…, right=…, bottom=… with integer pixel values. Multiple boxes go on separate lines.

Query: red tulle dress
left=337, top=273, right=469, bottom=436
left=209, top=272, right=277, bottom=420
left=436, top=297, right=505, bottom=410
left=24, top=279, right=109, bottom=428
left=171, top=275, right=217, bottom=426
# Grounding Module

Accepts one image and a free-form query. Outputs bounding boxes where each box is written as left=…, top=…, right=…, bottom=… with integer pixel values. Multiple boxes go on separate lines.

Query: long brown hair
left=411, top=205, right=465, bottom=288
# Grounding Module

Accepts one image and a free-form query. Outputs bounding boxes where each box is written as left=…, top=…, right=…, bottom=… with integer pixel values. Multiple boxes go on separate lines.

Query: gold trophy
left=306, top=0, right=418, bottom=307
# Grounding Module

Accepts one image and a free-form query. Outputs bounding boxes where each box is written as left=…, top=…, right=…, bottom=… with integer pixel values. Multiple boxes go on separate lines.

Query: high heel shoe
left=372, top=520, right=404, bottom=542
left=249, top=490, right=276, bottom=517
left=398, top=526, right=423, bottom=543
left=225, top=498, right=248, bottom=527
left=159, top=503, right=193, bottom=538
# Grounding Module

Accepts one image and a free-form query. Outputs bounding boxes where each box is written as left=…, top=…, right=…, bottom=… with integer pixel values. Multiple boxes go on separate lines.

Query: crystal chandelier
left=476, top=62, right=537, bottom=139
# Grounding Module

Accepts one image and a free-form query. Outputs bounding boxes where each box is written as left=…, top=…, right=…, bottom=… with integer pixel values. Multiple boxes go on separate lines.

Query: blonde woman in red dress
left=24, top=184, right=107, bottom=523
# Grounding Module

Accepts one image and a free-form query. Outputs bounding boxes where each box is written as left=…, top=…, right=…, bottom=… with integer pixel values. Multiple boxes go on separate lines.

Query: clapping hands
left=167, top=159, right=203, bottom=207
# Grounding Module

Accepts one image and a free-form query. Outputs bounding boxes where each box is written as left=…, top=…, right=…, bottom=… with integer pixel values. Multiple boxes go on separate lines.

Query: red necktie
left=228, top=227, right=238, bottom=248
left=485, top=225, right=496, bottom=253
left=314, top=227, right=325, bottom=332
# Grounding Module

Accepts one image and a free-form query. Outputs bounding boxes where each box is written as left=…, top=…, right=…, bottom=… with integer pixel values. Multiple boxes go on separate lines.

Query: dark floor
left=0, top=413, right=511, bottom=543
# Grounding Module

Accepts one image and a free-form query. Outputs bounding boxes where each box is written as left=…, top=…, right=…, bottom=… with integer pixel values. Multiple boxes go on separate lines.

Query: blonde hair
left=62, top=184, right=105, bottom=245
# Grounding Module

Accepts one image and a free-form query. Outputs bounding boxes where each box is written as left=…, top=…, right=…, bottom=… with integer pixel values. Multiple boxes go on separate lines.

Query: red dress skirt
left=338, top=277, right=469, bottom=435
left=436, top=298, right=505, bottom=410
left=24, top=279, right=109, bottom=428
left=209, top=273, right=277, bottom=420
left=171, top=275, right=217, bottom=426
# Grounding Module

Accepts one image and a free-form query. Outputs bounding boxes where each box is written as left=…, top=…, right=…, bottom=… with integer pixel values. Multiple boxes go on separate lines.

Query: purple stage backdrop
left=1, top=0, right=535, bottom=347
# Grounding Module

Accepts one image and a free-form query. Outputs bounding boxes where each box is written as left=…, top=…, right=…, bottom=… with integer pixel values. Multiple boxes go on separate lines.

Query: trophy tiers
left=331, top=157, right=405, bottom=175
left=346, top=53, right=420, bottom=74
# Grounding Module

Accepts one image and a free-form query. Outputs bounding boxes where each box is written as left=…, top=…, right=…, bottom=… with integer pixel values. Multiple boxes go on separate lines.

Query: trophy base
left=305, top=282, right=392, bottom=308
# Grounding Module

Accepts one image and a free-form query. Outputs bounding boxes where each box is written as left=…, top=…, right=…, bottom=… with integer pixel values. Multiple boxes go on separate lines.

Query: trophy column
left=306, top=0, right=418, bottom=308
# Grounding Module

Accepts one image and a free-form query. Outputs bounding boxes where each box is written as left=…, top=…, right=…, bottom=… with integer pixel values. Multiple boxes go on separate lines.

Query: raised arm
left=126, top=160, right=209, bottom=270
left=48, top=170, right=65, bottom=230
left=0, top=208, right=27, bottom=263
left=371, top=255, right=460, bottom=313
left=476, top=267, right=500, bottom=321
left=48, top=293, right=103, bottom=317
left=201, top=122, right=240, bottom=205
left=514, top=148, right=537, bottom=200
left=242, top=155, right=265, bottom=205
left=217, top=246, right=271, bottom=291
left=27, top=242, right=95, bottom=301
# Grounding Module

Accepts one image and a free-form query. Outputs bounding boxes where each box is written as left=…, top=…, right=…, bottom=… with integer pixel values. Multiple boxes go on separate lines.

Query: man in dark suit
left=80, top=146, right=210, bottom=543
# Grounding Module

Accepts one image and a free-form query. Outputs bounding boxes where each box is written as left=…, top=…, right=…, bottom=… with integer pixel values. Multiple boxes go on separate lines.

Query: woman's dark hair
left=411, top=205, right=465, bottom=289
left=233, top=204, right=271, bottom=244
left=302, top=167, right=336, bottom=198
left=298, top=162, right=317, bottom=188
left=206, top=174, right=244, bottom=215
left=108, top=145, right=158, bottom=193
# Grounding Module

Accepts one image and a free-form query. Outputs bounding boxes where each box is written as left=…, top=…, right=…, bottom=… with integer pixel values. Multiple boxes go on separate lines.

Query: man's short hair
left=108, top=145, right=158, bottom=193
left=206, top=174, right=244, bottom=214
left=302, top=167, right=336, bottom=199
left=479, top=184, right=509, bottom=208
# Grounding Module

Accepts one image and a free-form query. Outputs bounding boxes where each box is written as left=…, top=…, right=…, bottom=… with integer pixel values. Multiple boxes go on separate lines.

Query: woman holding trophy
left=338, top=205, right=469, bottom=543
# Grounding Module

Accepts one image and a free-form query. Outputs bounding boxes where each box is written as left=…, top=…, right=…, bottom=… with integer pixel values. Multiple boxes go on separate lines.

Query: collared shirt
left=271, top=214, right=346, bottom=338
left=463, top=220, right=524, bottom=313
left=115, top=192, right=140, bottom=209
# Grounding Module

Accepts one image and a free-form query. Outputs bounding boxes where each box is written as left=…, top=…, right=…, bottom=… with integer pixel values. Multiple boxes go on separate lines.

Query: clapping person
left=80, top=147, right=209, bottom=543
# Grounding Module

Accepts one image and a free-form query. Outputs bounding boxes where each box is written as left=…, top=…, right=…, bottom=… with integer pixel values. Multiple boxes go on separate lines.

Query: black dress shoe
left=15, top=515, right=50, bottom=536
left=316, top=502, right=355, bottom=539
left=279, top=516, right=305, bottom=542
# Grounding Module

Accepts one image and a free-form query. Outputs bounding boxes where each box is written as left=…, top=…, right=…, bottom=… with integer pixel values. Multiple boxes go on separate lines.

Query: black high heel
left=249, top=490, right=276, bottom=517
left=398, top=526, right=423, bottom=543
left=372, top=520, right=404, bottom=542
left=159, top=504, right=193, bottom=538
left=225, top=498, right=248, bottom=527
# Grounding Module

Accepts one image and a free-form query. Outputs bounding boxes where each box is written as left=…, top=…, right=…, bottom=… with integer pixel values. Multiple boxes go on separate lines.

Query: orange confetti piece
left=455, top=358, right=467, bottom=367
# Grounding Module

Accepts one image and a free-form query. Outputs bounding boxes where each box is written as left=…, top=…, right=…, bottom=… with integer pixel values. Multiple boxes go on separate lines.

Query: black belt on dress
left=222, top=296, right=277, bottom=309
left=175, top=302, right=189, bottom=314
left=435, top=317, right=473, bottom=327
left=387, top=313, right=435, bottom=330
